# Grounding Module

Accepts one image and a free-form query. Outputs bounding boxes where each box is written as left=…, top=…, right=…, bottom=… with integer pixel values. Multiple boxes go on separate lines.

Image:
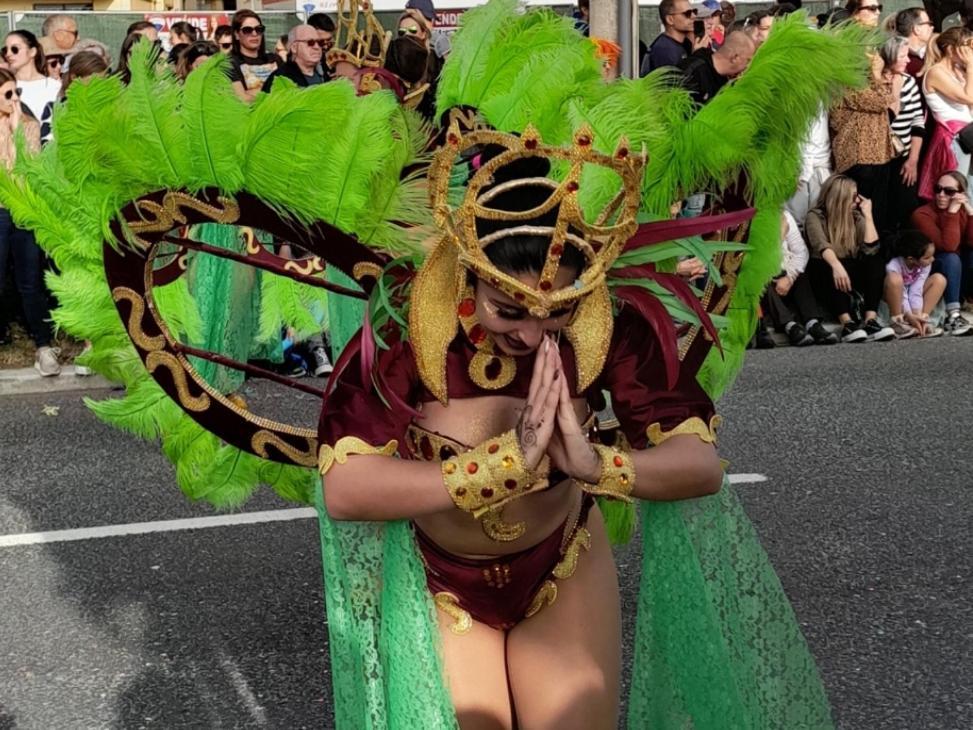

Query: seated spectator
left=126, top=21, right=159, bottom=44
left=40, top=14, right=78, bottom=56
left=263, top=25, right=328, bottom=91
left=763, top=210, right=839, bottom=345
left=641, top=0, right=705, bottom=75
left=918, top=27, right=973, bottom=198
left=881, top=35, right=924, bottom=229
left=677, top=29, right=754, bottom=105
left=910, top=170, right=973, bottom=334
left=229, top=10, right=280, bottom=104
left=884, top=229, right=948, bottom=338
left=893, top=7, right=933, bottom=76
left=214, top=24, right=233, bottom=54
left=805, top=174, right=895, bottom=342
left=175, top=41, right=218, bottom=81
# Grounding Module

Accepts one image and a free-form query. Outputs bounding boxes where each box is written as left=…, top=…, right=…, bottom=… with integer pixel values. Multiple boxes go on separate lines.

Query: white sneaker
left=945, top=312, right=972, bottom=337
left=35, top=346, right=61, bottom=377
left=311, top=346, right=333, bottom=377
left=74, top=344, right=92, bottom=376
left=890, top=316, right=917, bottom=340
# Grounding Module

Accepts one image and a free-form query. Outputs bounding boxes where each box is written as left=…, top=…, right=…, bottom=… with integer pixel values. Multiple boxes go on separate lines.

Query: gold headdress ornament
left=325, top=0, right=391, bottom=70
left=410, top=123, right=647, bottom=403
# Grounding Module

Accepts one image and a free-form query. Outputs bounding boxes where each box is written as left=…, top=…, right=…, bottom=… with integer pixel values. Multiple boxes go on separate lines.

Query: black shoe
left=755, top=326, right=776, bottom=349
left=863, top=318, right=895, bottom=342
left=807, top=321, right=838, bottom=345
left=840, top=321, right=867, bottom=343
left=786, top=323, right=814, bottom=347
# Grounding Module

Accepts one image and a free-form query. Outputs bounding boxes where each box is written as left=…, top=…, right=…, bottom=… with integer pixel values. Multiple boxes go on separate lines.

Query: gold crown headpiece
left=325, top=0, right=390, bottom=70
left=428, top=123, right=646, bottom=319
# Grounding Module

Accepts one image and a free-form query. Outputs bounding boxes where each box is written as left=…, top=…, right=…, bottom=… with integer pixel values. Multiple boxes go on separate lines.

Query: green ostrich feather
left=0, top=42, right=429, bottom=508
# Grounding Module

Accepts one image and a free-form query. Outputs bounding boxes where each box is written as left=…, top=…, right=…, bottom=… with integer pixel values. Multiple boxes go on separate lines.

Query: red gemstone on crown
left=550, top=244, right=564, bottom=257
left=505, top=479, right=517, bottom=489
left=488, top=443, right=499, bottom=454
left=524, top=138, right=538, bottom=150
left=577, top=135, right=591, bottom=146
left=617, top=147, right=629, bottom=159
left=457, top=298, right=476, bottom=318
left=613, top=455, right=624, bottom=467
left=539, top=280, right=552, bottom=291
left=566, top=181, right=579, bottom=193
left=481, top=487, right=494, bottom=498
left=467, top=462, right=479, bottom=474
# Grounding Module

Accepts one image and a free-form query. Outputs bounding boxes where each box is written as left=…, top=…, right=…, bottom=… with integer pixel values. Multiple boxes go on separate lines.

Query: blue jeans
left=933, top=251, right=973, bottom=309
left=0, top=208, right=51, bottom=346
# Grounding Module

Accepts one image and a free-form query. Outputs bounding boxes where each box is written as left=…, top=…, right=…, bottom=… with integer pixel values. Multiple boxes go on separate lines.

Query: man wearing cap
left=641, top=0, right=709, bottom=75
left=405, top=0, right=450, bottom=59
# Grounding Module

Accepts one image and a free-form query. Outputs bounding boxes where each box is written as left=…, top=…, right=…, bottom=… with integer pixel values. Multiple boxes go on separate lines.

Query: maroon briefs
left=415, top=495, right=594, bottom=631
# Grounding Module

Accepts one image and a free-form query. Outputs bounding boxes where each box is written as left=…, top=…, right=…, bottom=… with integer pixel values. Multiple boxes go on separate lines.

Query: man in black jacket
left=677, top=30, right=754, bottom=105
left=262, top=24, right=328, bottom=92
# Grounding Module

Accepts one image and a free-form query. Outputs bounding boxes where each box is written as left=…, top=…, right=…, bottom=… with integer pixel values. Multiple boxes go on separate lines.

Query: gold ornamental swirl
left=127, top=192, right=241, bottom=247
left=433, top=592, right=472, bottom=635
left=352, top=261, right=383, bottom=282
left=112, top=287, right=165, bottom=352
left=252, top=430, right=318, bottom=468
left=480, top=508, right=527, bottom=542
left=646, top=415, right=722, bottom=447
left=525, top=580, right=558, bottom=618
left=283, top=257, right=325, bottom=276
left=145, top=351, right=211, bottom=412
left=552, top=527, right=591, bottom=579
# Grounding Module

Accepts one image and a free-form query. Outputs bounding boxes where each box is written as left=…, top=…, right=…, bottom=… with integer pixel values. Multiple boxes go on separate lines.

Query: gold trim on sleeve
left=318, top=436, right=398, bottom=475
left=646, top=415, right=722, bottom=447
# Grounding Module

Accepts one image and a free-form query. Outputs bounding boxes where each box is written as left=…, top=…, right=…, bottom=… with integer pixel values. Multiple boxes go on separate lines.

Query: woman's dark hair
left=308, top=13, right=336, bottom=32
left=167, top=42, right=188, bottom=67
left=126, top=20, right=156, bottom=35
left=483, top=234, right=586, bottom=277
left=175, top=40, right=218, bottom=81
left=232, top=9, right=266, bottom=56
left=7, top=30, right=46, bottom=75
left=214, top=24, right=232, bottom=42
left=894, top=229, right=933, bottom=259
left=116, top=32, right=160, bottom=85
left=170, top=21, right=199, bottom=43
left=940, top=169, right=968, bottom=193
left=0, top=67, right=17, bottom=90
left=59, top=49, right=108, bottom=99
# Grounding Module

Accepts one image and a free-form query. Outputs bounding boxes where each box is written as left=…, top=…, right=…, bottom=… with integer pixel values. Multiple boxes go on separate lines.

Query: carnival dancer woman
left=320, top=133, right=722, bottom=727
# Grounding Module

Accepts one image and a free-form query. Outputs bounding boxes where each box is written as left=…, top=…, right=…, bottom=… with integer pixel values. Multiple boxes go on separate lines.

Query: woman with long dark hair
left=2, top=30, right=58, bottom=120
left=229, top=9, right=280, bottom=103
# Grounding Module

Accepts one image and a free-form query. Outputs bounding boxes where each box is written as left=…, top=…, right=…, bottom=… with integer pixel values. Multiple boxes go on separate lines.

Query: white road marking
left=728, top=473, right=768, bottom=485
left=0, top=474, right=769, bottom=547
left=0, top=508, right=317, bottom=548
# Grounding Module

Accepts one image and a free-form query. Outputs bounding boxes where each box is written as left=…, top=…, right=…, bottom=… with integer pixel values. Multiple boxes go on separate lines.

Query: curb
left=0, top=367, right=115, bottom=397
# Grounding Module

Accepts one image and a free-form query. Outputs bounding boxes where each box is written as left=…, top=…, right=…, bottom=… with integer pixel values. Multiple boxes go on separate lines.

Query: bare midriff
left=412, top=394, right=589, bottom=559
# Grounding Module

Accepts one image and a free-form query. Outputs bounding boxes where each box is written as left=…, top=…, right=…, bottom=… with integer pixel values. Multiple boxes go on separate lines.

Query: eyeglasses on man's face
left=296, top=38, right=328, bottom=48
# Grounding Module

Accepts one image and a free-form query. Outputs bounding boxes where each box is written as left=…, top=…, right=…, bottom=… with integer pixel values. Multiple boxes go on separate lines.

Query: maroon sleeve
left=317, top=331, right=420, bottom=455
left=596, top=305, right=717, bottom=450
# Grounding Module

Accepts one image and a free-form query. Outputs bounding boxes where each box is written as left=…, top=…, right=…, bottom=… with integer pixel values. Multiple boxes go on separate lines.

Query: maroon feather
left=624, top=208, right=756, bottom=251
left=615, top=285, right=680, bottom=389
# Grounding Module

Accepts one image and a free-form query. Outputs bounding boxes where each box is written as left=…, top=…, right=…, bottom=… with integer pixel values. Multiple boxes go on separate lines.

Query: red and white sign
left=143, top=13, right=231, bottom=43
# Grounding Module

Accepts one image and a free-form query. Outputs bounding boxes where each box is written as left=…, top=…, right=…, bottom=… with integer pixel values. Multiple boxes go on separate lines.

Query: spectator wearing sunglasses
left=307, top=14, right=336, bottom=78
left=910, top=171, right=973, bottom=333
left=229, top=9, right=280, bottom=103
left=40, top=14, right=79, bottom=55
left=641, top=0, right=704, bottom=76
left=214, top=24, right=233, bottom=55
left=894, top=7, right=934, bottom=76
left=263, top=25, right=329, bottom=92
left=0, top=68, right=55, bottom=374
left=39, top=36, right=64, bottom=82
left=2, top=31, right=58, bottom=122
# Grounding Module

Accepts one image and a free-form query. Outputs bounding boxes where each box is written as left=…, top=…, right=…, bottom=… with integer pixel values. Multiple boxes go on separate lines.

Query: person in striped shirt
left=882, top=35, right=925, bottom=233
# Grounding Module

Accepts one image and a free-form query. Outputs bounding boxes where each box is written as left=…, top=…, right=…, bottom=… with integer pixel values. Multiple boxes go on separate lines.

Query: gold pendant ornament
left=457, top=285, right=516, bottom=391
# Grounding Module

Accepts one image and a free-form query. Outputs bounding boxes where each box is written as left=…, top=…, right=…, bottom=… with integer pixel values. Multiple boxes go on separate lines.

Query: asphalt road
left=0, top=338, right=970, bottom=729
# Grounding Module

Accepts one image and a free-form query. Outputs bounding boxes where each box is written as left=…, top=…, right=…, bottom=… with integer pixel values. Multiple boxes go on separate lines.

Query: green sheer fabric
left=326, top=268, right=366, bottom=360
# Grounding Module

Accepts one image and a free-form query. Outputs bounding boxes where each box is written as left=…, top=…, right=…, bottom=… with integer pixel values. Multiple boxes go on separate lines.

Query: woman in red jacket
left=910, top=170, right=973, bottom=334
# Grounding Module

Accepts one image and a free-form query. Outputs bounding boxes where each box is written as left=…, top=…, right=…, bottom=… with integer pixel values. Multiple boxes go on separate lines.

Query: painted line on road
left=0, top=474, right=769, bottom=547
left=0, top=508, right=317, bottom=547
left=727, top=473, right=768, bottom=485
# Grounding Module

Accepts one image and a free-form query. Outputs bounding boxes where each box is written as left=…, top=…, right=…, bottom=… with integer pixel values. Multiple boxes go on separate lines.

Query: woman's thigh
left=437, top=605, right=513, bottom=730
left=505, top=507, right=622, bottom=730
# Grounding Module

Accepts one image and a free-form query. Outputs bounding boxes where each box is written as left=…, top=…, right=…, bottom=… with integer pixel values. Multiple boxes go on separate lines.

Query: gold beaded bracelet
left=442, top=429, right=548, bottom=518
left=577, top=443, right=635, bottom=502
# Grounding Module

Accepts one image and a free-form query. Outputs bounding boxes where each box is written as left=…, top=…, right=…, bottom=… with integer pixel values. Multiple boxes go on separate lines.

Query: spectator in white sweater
left=762, top=210, right=839, bottom=345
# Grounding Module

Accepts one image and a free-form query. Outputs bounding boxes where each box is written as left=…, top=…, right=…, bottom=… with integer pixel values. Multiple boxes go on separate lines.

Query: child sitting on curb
left=884, top=230, right=948, bottom=339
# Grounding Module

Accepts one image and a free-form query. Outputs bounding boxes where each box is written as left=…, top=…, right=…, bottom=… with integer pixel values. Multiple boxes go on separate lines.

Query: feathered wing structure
left=0, top=43, right=431, bottom=508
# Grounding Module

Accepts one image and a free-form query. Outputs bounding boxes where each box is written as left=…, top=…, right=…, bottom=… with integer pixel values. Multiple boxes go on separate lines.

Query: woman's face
left=0, top=80, right=19, bottom=116
left=934, top=175, right=962, bottom=209
left=236, top=18, right=264, bottom=54
left=398, top=17, right=428, bottom=43
left=892, top=43, right=909, bottom=74
left=473, top=267, right=578, bottom=356
left=853, top=2, right=882, bottom=27
left=2, top=34, right=33, bottom=74
left=916, top=243, right=936, bottom=267
left=216, top=33, right=233, bottom=54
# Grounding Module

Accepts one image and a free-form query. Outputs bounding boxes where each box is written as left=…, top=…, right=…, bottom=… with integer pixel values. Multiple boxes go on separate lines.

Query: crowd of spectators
left=3, top=0, right=973, bottom=380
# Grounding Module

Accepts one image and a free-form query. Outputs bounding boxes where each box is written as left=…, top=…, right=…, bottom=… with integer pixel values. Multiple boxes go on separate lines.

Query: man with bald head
left=677, top=29, right=755, bottom=105
left=262, top=23, right=329, bottom=92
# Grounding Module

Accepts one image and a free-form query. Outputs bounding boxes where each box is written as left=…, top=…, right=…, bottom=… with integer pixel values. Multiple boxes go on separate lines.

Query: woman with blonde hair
left=919, top=26, right=973, bottom=198
left=805, top=174, right=895, bottom=342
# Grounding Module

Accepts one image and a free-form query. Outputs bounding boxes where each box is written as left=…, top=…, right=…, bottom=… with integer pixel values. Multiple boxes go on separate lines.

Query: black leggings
left=807, top=254, right=886, bottom=319
left=762, top=273, right=828, bottom=329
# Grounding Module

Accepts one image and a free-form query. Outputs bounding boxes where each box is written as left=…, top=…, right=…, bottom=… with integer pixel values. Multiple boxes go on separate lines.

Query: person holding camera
left=910, top=170, right=973, bottom=334
left=805, top=174, right=895, bottom=342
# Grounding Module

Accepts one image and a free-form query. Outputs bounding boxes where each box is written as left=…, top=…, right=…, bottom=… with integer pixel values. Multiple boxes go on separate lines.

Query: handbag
left=957, top=122, right=973, bottom=155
